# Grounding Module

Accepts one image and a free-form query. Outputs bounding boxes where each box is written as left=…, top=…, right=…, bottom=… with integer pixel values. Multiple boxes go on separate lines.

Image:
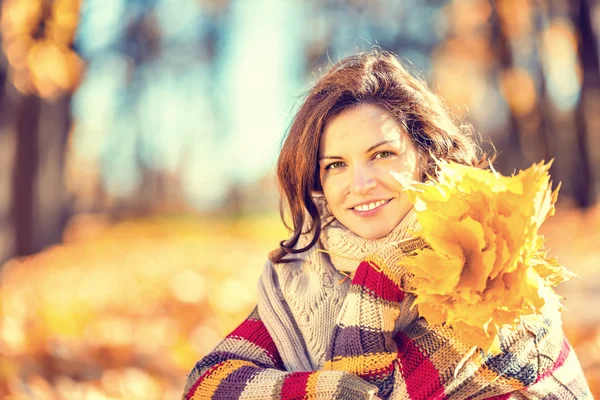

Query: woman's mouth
left=350, top=198, right=392, bottom=215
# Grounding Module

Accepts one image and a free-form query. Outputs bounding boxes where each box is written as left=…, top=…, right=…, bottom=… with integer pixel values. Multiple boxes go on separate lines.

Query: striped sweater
left=182, top=248, right=592, bottom=399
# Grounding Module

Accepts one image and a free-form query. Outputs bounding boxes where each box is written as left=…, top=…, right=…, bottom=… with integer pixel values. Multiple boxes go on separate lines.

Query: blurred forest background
left=0, top=0, right=599, bottom=398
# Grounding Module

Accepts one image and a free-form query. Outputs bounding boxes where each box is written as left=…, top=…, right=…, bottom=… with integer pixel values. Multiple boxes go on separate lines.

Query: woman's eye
left=326, top=161, right=345, bottom=170
left=374, top=151, right=394, bottom=159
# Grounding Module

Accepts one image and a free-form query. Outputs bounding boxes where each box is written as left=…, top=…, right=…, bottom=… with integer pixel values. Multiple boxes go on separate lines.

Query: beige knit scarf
left=257, top=197, right=419, bottom=372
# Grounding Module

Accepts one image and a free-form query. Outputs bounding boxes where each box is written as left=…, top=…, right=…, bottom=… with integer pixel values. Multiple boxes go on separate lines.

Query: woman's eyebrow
left=319, top=155, right=343, bottom=161
left=366, top=139, right=398, bottom=153
left=319, top=139, right=400, bottom=161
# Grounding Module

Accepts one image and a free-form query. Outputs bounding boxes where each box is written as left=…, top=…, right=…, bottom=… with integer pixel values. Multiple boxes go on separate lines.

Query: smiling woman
left=182, top=49, right=591, bottom=399
left=270, top=49, right=490, bottom=265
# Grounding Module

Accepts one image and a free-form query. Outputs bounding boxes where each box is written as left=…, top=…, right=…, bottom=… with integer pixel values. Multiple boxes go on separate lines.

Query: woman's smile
left=350, top=198, right=392, bottom=214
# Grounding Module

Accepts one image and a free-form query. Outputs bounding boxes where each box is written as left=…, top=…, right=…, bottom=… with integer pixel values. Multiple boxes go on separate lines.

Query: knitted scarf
left=257, top=200, right=419, bottom=372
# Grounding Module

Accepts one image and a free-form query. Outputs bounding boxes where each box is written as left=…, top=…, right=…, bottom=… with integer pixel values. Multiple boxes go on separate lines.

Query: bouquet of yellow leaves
left=392, top=160, right=575, bottom=355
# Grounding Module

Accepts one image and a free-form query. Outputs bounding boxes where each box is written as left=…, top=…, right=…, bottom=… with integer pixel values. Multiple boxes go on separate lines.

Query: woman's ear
left=415, top=151, right=428, bottom=182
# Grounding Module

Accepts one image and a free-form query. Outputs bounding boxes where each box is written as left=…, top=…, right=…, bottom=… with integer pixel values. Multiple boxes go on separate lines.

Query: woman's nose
left=350, top=166, right=377, bottom=195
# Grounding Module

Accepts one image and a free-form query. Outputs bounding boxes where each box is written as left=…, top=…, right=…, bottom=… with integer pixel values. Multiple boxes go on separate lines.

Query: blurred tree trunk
left=0, top=60, right=5, bottom=114
left=1, top=0, right=78, bottom=265
left=489, top=1, right=524, bottom=173
left=570, top=0, right=598, bottom=208
left=531, top=6, right=554, bottom=167
left=36, top=96, right=72, bottom=251
left=0, top=49, right=16, bottom=266
left=9, top=92, right=72, bottom=259
left=11, top=94, right=41, bottom=256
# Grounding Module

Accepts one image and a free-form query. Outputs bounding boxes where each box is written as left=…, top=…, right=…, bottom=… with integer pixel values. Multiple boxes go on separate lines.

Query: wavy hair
left=270, top=49, right=492, bottom=263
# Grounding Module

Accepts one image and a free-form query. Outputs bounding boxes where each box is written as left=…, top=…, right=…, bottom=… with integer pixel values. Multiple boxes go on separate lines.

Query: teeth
left=354, top=200, right=386, bottom=211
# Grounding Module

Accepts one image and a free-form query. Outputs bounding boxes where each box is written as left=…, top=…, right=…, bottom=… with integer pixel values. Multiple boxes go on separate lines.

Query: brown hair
left=270, top=49, right=492, bottom=263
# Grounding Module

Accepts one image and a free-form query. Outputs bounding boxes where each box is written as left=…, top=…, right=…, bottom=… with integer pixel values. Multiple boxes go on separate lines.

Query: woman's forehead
left=320, top=104, right=406, bottom=153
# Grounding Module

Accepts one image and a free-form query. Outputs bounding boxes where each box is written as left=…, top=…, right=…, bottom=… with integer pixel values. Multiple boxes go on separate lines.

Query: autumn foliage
left=1, top=0, right=84, bottom=99
left=0, top=214, right=285, bottom=399
left=397, top=160, right=574, bottom=354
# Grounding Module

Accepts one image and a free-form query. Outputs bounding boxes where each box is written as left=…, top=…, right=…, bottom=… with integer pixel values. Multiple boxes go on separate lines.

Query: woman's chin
left=347, top=223, right=396, bottom=240
left=342, top=209, right=411, bottom=240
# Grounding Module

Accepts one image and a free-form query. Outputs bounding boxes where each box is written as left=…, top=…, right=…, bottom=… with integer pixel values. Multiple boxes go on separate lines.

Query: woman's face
left=318, top=103, right=421, bottom=240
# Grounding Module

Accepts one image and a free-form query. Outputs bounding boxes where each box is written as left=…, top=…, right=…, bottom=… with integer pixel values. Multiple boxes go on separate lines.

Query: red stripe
left=351, top=261, right=405, bottom=303
left=536, top=336, right=571, bottom=383
left=396, top=332, right=447, bottom=400
left=227, top=319, right=284, bottom=368
left=279, top=371, right=311, bottom=399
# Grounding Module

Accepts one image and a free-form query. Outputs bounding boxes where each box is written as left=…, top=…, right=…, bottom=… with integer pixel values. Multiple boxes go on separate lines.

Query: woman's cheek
left=322, top=173, right=343, bottom=199
left=328, top=173, right=347, bottom=195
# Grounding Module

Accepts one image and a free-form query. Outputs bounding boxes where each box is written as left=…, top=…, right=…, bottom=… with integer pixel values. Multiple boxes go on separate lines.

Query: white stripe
left=336, top=291, right=402, bottom=332
left=215, top=337, right=276, bottom=366
left=239, top=369, right=288, bottom=399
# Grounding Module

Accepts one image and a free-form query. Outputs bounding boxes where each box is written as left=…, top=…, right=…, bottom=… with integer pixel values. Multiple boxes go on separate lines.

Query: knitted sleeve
left=393, top=301, right=592, bottom=399
left=181, top=306, right=379, bottom=400
left=325, top=252, right=592, bottom=400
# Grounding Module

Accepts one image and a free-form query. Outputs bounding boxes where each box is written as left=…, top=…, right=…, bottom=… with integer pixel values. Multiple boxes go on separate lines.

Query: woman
left=182, top=50, right=591, bottom=399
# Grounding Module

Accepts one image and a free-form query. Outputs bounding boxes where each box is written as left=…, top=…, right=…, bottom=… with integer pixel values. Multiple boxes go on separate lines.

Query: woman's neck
left=319, top=206, right=419, bottom=274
